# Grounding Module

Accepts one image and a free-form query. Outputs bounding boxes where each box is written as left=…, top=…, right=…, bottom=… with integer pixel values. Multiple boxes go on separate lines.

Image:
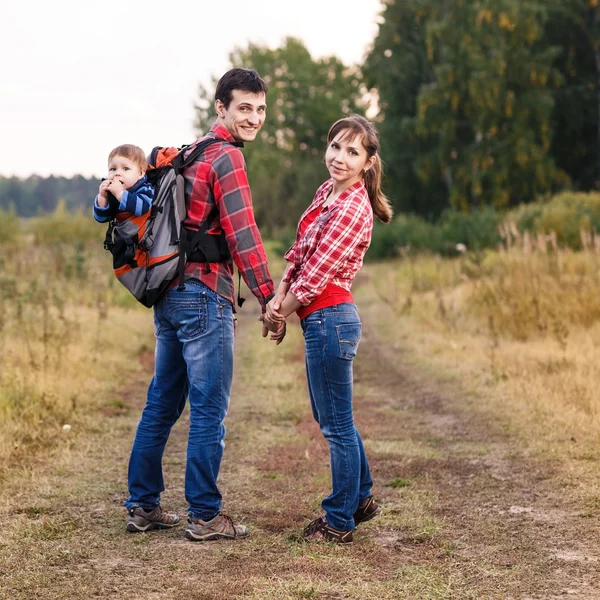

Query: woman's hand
left=265, top=294, right=285, bottom=327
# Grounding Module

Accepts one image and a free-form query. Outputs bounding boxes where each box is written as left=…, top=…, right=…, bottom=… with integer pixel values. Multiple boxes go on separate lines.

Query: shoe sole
left=184, top=529, right=248, bottom=542
left=126, top=521, right=180, bottom=533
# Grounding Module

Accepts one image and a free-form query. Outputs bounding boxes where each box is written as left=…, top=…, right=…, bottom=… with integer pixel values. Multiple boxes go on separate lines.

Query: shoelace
left=219, top=513, right=238, bottom=536
left=303, top=517, right=325, bottom=537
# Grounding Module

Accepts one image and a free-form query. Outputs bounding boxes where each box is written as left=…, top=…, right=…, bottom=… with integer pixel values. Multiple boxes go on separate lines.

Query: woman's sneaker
left=302, top=516, right=353, bottom=545
left=126, top=505, right=180, bottom=533
left=353, top=496, right=380, bottom=526
left=185, top=513, right=249, bottom=542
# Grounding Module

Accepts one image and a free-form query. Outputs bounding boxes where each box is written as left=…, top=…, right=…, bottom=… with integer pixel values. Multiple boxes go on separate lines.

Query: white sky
left=0, top=0, right=382, bottom=179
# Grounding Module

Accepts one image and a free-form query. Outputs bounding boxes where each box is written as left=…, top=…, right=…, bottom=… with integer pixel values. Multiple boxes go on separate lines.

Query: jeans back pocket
left=168, top=295, right=209, bottom=340
left=335, top=323, right=362, bottom=360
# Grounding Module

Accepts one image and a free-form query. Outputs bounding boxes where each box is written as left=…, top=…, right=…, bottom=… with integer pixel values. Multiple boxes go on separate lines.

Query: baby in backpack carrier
left=93, top=144, right=155, bottom=223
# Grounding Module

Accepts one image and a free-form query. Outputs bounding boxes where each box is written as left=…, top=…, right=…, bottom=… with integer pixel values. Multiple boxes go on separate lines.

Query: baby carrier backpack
left=103, top=137, right=236, bottom=308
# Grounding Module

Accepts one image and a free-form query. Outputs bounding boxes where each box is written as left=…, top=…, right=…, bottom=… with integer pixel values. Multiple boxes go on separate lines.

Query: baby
left=93, top=144, right=154, bottom=223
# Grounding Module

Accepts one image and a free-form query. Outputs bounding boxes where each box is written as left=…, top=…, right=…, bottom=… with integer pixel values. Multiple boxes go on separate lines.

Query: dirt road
left=1, top=295, right=599, bottom=599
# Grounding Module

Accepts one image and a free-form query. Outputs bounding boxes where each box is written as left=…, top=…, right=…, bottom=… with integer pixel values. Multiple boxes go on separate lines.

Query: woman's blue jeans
left=301, top=303, right=373, bottom=531
left=124, top=279, right=234, bottom=521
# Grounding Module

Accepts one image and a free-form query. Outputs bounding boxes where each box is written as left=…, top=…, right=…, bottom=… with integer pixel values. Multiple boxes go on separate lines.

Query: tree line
left=2, top=0, right=598, bottom=234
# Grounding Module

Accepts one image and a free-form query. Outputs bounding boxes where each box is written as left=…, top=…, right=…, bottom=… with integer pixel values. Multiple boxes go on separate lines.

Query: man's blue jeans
left=301, top=303, right=373, bottom=531
left=125, top=279, right=234, bottom=520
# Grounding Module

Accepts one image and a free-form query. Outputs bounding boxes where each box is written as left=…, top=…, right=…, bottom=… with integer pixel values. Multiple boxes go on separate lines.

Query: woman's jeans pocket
left=336, top=323, right=361, bottom=360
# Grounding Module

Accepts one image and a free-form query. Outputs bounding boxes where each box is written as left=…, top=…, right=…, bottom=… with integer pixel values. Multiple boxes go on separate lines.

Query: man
left=124, top=68, right=280, bottom=541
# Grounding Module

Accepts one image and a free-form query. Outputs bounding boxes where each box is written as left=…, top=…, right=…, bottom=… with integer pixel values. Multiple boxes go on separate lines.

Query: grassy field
left=1, top=227, right=600, bottom=599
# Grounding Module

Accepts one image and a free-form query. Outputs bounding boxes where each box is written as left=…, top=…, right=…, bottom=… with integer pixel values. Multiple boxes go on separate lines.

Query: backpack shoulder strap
left=172, top=136, right=241, bottom=170
left=173, top=136, right=242, bottom=290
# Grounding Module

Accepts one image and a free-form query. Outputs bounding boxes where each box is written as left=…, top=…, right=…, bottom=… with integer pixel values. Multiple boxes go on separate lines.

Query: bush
left=0, top=208, right=21, bottom=245
left=27, top=200, right=103, bottom=246
left=508, top=191, right=600, bottom=250
left=437, top=207, right=501, bottom=253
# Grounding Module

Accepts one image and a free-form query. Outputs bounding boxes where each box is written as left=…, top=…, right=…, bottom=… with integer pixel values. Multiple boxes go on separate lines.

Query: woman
left=264, top=115, right=393, bottom=544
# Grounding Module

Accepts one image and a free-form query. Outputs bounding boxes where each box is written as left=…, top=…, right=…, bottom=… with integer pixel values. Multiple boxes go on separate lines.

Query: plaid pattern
left=283, top=179, right=373, bottom=306
left=181, top=123, right=274, bottom=310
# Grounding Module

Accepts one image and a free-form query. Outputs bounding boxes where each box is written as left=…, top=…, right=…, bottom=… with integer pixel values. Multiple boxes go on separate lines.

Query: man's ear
left=215, top=99, right=225, bottom=118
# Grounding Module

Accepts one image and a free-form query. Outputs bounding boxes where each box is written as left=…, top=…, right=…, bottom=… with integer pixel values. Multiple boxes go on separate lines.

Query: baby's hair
left=108, top=144, right=147, bottom=172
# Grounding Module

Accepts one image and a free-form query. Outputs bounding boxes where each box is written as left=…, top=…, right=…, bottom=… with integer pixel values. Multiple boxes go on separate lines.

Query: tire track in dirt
left=348, top=301, right=600, bottom=599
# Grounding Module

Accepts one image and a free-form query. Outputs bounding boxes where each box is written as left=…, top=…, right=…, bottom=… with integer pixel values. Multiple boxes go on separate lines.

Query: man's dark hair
left=215, top=68, right=268, bottom=109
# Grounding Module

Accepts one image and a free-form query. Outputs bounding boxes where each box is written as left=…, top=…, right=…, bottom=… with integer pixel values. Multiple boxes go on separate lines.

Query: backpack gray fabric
left=103, top=138, right=231, bottom=307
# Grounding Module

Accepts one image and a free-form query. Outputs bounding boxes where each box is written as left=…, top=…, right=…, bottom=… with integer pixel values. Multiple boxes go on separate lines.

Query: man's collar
left=210, top=122, right=244, bottom=147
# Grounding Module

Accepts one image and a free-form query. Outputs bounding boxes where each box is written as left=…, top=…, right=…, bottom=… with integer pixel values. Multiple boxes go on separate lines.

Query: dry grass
left=2, top=228, right=600, bottom=598
left=0, top=240, right=150, bottom=472
left=368, top=245, right=600, bottom=483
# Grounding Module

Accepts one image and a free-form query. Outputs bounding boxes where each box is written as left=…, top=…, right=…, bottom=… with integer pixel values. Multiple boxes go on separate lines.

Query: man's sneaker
left=302, top=516, right=353, bottom=545
left=185, top=513, right=249, bottom=542
left=126, top=505, right=180, bottom=533
left=353, top=496, right=380, bottom=526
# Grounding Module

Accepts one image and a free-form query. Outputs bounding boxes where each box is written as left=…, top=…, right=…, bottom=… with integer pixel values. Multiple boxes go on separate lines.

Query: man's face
left=215, top=89, right=267, bottom=142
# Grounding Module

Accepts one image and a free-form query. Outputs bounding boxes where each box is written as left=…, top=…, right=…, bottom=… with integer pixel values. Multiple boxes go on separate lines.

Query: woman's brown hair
left=327, top=115, right=393, bottom=224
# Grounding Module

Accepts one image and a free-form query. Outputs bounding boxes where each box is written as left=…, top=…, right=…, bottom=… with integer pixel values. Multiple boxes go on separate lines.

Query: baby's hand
left=107, top=178, right=125, bottom=200
left=97, top=179, right=111, bottom=207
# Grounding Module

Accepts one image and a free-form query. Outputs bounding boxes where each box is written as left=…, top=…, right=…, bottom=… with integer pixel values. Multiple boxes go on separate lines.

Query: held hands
left=258, top=294, right=287, bottom=345
left=259, top=314, right=286, bottom=345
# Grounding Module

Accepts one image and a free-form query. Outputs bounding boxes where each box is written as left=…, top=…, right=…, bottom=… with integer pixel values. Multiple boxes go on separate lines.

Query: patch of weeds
left=397, top=529, right=435, bottom=545
left=585, top=496, right=600, bottom=510
left=290, top=585, right=319, bottom=599
left=19, top=515, right=79, bottom=541
left=131, top=534, right=150, bottom=546
left=438, top=541, right=456, bottom=556
left=17, top=505, right=49, bottom=517
left=272, top=407, right=304, bottom=424
left=387, top=477, right=411, bottom=489
left=392, top=564, right=449, bottom=597
left=426, top=436, right=443, bottom=447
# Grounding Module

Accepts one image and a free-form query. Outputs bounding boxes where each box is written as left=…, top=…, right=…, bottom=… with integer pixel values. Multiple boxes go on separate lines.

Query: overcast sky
left=1, top=0, right=382, bottom=179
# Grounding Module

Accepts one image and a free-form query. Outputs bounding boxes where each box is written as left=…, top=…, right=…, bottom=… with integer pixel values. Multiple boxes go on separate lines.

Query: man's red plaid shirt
left=282, top=179, right=373, bottom=306
left=181, top=123, right=274, bottom=311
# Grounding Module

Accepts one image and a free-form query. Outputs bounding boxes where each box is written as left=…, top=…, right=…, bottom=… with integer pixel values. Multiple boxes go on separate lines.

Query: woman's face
left=325, top=131, right=375, bottom=189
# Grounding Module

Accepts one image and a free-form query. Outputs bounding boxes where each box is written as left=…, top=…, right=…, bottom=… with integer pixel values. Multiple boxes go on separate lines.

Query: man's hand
left=258, top=314, right=286, bottom=345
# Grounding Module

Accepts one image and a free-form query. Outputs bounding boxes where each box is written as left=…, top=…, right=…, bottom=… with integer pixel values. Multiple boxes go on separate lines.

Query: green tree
left=194, top=37, right=367, bottom=233
left=364, top=0, right=449, bottom=218
left=366, top=0, right=570, bottom=215
left=35, top=175, right=59, bottom=213
left=545, top=0, right=600, bottom=190
left=418, top=0, right=570, bottom=208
